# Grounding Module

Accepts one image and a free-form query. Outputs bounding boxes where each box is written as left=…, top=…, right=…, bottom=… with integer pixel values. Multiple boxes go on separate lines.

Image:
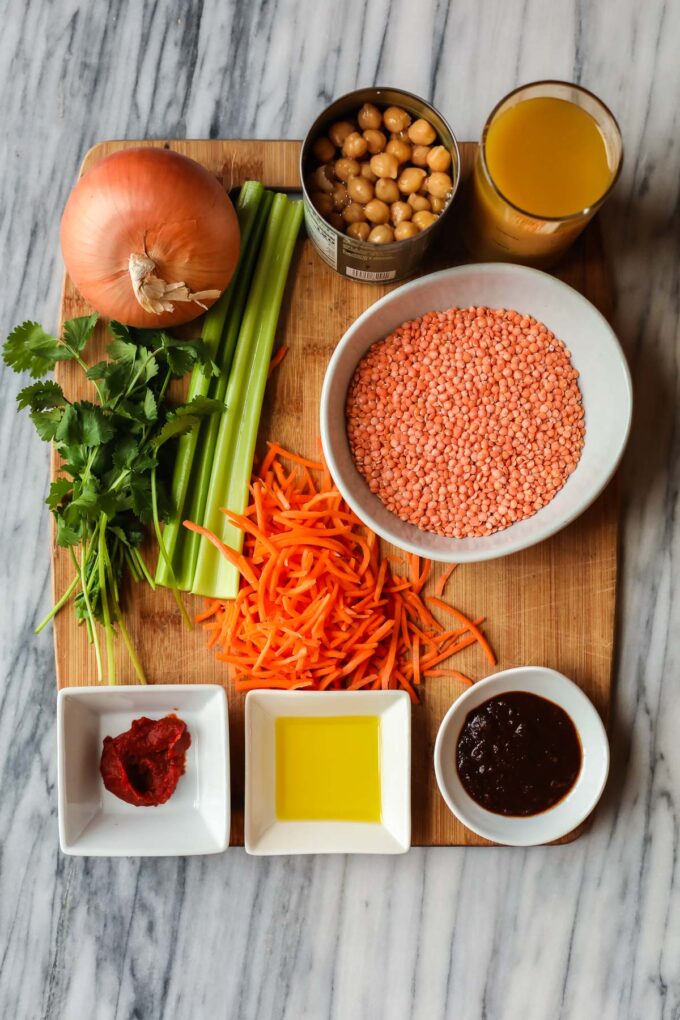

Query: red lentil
left=345, top=306, right=585, bottom=538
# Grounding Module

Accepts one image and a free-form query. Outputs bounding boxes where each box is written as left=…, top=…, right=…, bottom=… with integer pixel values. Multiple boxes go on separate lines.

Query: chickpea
left=375, top=177, right=400, bottom=204
left=386, top=138, right=412, bottom=164
left=312, top=135, right=336, bottom=162
left=369, top=152, right=399, bottom=179
left=426, top=145, right=452, bottom=172
left=364, top=198, right=390, bottom=224
left=328, top=212, right=344, bottom=231
left=363, top=128, right=386, bottom=154
left=390, top=200, right=412, bottom=225
left=347, top=175, right=374, bottom=204
left=334, top=157, right=360, bottom=182
left=412, top=209, right=438, bottom=231
left=328, top=120, right=355, bottom=147
left=394, top=220, right=420, bottom=240
left=342, top=202, right=367, bottom=224
left=430, top=195, right=445, bottom=213
left=360, top=162, right=378, bottom=182
left=357, top=103, right=382, bottom=130
left=311, top=164, right=335, bottom=193
left=410, top=144, right=431, bottom=167
left=383, top=106, right=411, bottom=133
left=426, top=171, right=453, bottom=198
left=407, top=118, right=436, bottom=145
left=390, top=128, right=410, bottom=143
left=342, top=131, right=368, bottom=159
left=397, top=166, right=427, bottom=195
left=408, top=193, right=431, bottom=212
left=368, top=224, right=395, bottom=244
left=332, top=182, right=349, bottom=210
left=310, top=191, right=334, bottom=217
left=347, top=220, right=371, bottom=241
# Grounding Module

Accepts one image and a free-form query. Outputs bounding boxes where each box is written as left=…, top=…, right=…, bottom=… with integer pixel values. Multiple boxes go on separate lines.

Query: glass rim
left=479, top=79, right=624, bottom=223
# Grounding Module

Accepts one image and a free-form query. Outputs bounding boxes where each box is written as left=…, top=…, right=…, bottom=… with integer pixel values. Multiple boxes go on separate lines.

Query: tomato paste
left=100, top=715, right=191, bottom=806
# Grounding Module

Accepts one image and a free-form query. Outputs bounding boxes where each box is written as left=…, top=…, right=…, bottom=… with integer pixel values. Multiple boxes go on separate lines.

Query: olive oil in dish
left=275, top=715, right=381, bottom=822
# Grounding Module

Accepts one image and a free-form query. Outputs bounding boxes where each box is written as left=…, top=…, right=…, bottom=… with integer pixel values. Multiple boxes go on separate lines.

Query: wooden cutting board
left=54, top=139, right=618, bottom=846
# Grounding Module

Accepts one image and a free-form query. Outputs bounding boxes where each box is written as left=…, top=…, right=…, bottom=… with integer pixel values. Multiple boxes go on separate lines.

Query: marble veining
left=1, top=0, right=679, bottom=1017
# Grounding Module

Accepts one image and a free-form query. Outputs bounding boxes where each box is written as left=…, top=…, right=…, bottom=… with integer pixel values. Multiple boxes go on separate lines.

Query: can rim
left=300, top=85, right=461, bottom=250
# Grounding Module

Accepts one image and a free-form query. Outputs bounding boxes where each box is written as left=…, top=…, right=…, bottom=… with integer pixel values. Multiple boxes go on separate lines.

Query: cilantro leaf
left=129, top=473, right=152, bottom=522
left=143, top=389, right=157, bottom=422
left=111, top=434, right=139, bottom=470
left=62, top=314, right=98, bottom=355
left=46, top=478, right=73, bottom=511
left=159, top=335, right=219, bottom=377
left=55, top=401, right=115, bottom=448
left=17, top=380, right=67, bottom=411
left=56, top=517, right=81, bottom=548
left=108, top=322, right=133, bottom=344
left=3, top=322, right=69, bottom=378
left=152, top=396, right=224, bottom=448
left=64, top=485, right=102, bottom=525
left=31, top=407, right=66, bottom=441
left=107, top=338, right=138, bottom=365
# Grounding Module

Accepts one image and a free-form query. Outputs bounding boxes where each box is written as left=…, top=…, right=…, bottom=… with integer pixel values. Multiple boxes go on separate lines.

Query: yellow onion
left=60, top=147, right=240, bottom=327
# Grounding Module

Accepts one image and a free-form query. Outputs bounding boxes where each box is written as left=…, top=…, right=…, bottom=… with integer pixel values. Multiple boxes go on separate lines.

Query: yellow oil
left=275, top=715, right=381, bottom=822
left=485, top=97, right=612, bottom=218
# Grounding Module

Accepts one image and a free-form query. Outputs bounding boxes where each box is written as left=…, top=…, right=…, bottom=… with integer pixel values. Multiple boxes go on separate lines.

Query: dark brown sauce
left=456, top=691, right=582, bottom=816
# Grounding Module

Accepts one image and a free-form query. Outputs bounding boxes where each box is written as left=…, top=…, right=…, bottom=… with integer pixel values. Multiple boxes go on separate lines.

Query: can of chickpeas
left=300, top=86, right=460, bottom=284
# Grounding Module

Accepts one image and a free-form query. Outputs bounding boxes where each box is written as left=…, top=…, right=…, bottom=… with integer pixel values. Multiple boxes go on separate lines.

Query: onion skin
left=60, top=147, right=240, bottom=328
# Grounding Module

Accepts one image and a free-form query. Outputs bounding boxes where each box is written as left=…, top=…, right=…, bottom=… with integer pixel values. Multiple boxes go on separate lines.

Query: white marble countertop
left=1, top=1, right=679, bottom=1017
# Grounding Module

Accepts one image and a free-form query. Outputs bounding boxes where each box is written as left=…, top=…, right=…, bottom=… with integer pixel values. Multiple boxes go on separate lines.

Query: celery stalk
left=191, top=197, right=303, bottom=599
left=173, top=190, right=274, bottom=590
left=156, top=181, right=265, bottom=588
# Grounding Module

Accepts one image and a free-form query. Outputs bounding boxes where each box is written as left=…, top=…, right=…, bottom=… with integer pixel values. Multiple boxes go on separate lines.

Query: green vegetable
left=155, top=181, right=273, bottom=590
left=3, top=316, right=222, bottom=683
left=192, top=195, right=303, bottom=599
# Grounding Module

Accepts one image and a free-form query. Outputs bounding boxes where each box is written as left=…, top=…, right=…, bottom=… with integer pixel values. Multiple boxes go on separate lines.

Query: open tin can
left=300, top=87, right=461, bottom=284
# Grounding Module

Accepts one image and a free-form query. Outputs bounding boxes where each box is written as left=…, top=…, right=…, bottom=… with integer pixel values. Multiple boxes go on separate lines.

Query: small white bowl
left=320, top=262, right=632, bottom=562
left=244, top=690, right=411, bottom=855
left=57, top=685, right=230, bottom=856
left=433, top=666, right=609, bottom=846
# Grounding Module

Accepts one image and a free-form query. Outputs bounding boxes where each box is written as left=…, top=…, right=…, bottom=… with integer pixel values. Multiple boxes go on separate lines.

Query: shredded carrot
left=267, top=345, right=288, bottom=378
left=188, top=446, right=494, bottom=698
left=434, top=562, right=458, bottom=597
left=423, top=669, right=473, bottom=685
left=425, top=596, right=497, bottom=665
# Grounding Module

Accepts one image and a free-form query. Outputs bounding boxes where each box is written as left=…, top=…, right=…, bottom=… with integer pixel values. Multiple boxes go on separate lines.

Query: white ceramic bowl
left=57, top=685, right=230, bottom=856
left=245, top=690, right=411, bottom=855
left=320, top=263, right=632, bottom=562
left=433, top=666, right=609, bottom=846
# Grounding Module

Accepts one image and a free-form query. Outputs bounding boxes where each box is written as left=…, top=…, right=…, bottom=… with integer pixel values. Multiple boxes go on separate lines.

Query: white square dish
left=244, top=690, right=411, bottom=855
left=57, top=684, right=230, bottom=856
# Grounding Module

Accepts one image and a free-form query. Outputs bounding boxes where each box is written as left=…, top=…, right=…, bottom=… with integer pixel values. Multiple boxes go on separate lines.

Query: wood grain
left=54, top=139, right=617, bottom=846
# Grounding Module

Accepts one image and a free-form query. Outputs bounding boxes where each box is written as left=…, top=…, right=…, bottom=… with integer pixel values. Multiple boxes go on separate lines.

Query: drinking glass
left=465, top=81, right=623, bottom=267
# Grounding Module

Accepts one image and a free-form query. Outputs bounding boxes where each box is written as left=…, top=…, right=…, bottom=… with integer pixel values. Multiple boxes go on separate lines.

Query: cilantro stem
left=35, top=571, right=79, bottom=633
left=60, top=339, right=105, bottom=403
left=117, top=613, right=148, bottom=684
left=70, top=543, right=103, bottom=684
left=131, top=547, right=155, bottom=590
left=150, top=467, right=192, bottom=630
left=125, top=549, right=141, bottom=583
left=97, top=514, right=116, bottom=685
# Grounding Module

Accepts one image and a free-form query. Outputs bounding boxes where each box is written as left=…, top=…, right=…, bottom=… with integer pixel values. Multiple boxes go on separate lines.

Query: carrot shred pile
left=186, top=444, right=495, bottom=702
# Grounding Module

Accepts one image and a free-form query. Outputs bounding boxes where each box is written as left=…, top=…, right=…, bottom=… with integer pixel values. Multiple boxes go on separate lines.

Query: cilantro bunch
left=3, top=314, right=222, bottom=684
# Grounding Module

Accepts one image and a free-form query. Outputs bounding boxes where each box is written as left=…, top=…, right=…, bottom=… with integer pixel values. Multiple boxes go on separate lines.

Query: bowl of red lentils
left=320, top=263, right=632, bottom=562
